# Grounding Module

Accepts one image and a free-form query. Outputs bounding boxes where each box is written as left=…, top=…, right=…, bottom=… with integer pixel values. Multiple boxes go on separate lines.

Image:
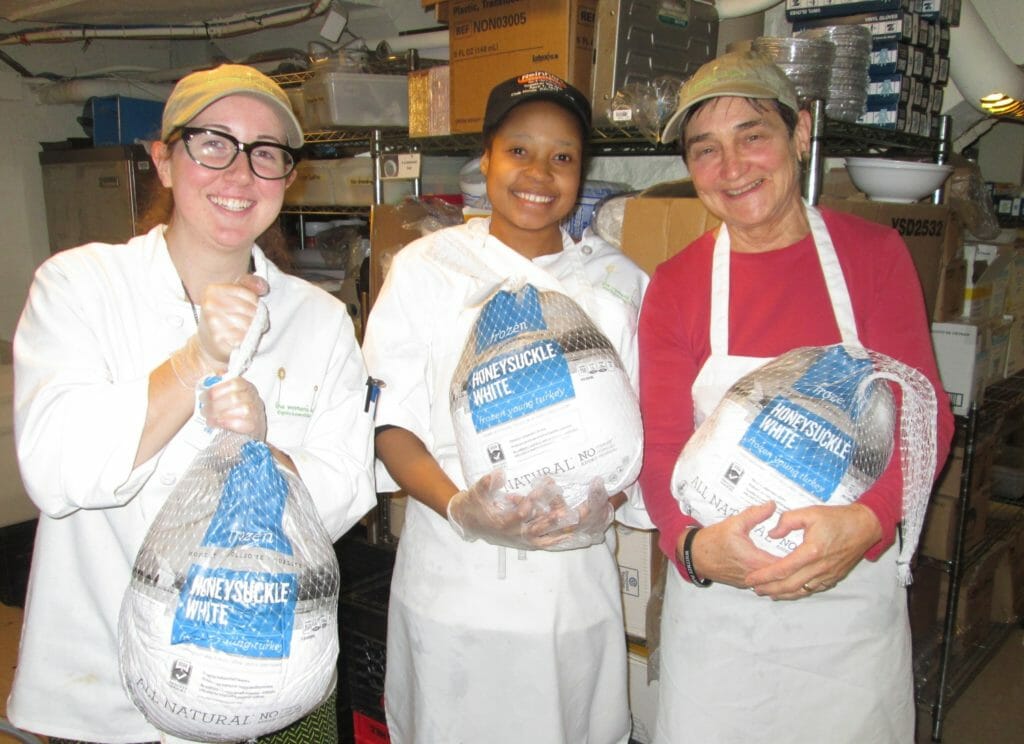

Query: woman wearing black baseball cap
left=363, top=71, right=651, bottom=743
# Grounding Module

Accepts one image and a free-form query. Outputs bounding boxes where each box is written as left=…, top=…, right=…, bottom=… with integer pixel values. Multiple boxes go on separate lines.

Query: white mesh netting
left=450, top=283, right=643, bottom=507
left=671, top=344, right=937, bottom=584
left=118, top=431, right=340, bottom=741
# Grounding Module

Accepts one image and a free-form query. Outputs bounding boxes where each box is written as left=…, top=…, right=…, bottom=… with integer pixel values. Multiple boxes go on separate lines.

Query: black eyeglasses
left=173, top=126, right=300, bottom=180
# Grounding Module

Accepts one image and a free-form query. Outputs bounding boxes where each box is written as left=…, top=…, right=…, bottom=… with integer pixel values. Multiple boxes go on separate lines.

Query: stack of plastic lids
left=796, top=25, right=871, bottom=122
left=751, top=36, right=835, bottom=107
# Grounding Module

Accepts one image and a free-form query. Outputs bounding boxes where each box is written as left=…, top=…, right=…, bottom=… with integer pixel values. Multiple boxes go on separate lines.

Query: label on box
left=379, top=153, right=422, bottom=181
left=792, top=11, right=915, bottom=44
left=786, top=0, right=911, bottom=21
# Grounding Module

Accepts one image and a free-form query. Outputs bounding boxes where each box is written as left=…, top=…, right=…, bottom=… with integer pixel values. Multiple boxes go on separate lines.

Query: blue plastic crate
left=90, top=95, right=164, bottom=146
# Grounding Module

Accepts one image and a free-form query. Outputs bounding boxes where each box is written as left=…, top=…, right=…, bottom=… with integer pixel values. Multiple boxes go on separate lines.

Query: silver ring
left=801, top=582, right=814, bottom=593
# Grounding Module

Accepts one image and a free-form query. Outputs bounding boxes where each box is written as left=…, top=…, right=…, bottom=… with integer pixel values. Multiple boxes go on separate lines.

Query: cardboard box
left=785, top=0, right=912, bottom=21
left=448, top=0, right=596, bottom=133
left=987, top=317, right=1013, bottom=385
left=919, top=488, right=988, bottom=561
left=615, top=525, right=660, bottom=640
left=791, top=10, right=917, bottom=45
left=368, top=200, right=444, bottom=310
left=1003, top=315, right=1024, bottom=378
left=820, top=197, right=963, bottom=322
left=388, top=492, right=408, bottom=540
left=1004, top=249, right=1024, bottom=315
left=285, top=159, right=415, bottom=207
left=626, top=649, right=659, bottom=744
left=931, top=321, right=988, bottom=415
left=937, top=258, right=968, bottom=323
left=990, top=504, right=1024, bottom=623
left=408, top=65, right=451, bottom=138
left=934, top=433, right=996, bottom=499
left=619, top=197, right=720, bottom=276
left=908, top=560, right=943, bottom=641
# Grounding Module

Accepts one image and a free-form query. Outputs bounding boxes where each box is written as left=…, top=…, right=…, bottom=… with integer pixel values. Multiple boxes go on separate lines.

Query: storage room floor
left=0, top=602, right=1021, bottom=743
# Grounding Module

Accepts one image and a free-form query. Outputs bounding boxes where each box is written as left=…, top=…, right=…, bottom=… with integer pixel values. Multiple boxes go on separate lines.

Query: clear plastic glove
left=197, top=275, right=269, bottom=364
left=201, top=376, right=268, bottom=441
left=447, top=471, right=576, bottom=550
left=535, top=477, right=615, bottom=552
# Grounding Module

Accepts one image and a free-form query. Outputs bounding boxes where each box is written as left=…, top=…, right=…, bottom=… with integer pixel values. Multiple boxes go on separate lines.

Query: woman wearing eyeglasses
left=7, top=64, right=376, bottom=744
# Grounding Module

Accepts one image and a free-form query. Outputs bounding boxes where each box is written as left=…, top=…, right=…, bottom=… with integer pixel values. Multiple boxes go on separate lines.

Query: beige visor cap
left=161, top=63, right=304, bottom=148
left=661, top=51, right=799, bottom=144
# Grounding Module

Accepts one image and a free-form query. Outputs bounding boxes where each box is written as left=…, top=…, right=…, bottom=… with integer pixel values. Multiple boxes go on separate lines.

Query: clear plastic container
left=302, top=71, right=409, bottom=129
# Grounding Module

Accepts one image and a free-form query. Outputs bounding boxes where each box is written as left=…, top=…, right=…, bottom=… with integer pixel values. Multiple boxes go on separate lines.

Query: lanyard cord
left=179, top=254, right=256, bottom=328
left=181, top=280, right=200, bottom=327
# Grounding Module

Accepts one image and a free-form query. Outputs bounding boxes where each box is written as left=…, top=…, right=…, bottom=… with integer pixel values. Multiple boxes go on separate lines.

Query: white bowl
left=844, top=157, right=954, bottom=203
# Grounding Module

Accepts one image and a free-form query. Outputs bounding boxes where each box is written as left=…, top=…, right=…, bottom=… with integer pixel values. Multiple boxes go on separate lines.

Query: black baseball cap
left=483, top=71, right=592, bottom=138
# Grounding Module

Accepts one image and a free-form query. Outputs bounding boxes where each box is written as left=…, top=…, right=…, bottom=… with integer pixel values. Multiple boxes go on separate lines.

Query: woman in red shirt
left=639, top=50, right=955, bottom=743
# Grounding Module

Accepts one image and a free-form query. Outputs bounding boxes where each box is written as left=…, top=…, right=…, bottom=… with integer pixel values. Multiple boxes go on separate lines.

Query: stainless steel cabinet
left=38, top=145, right=161, bottom=254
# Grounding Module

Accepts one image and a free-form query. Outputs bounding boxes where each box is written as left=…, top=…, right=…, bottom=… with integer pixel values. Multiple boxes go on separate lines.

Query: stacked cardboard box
left=615, top=525, right=662, bottom=641
left=446, top=0, right=596, bottom=134
left=789, top=0, right=956, bottom=136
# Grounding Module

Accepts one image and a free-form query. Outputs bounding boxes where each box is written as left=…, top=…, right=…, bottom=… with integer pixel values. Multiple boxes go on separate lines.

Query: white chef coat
left=361, top=219, right=650, bottom=744
left=8, top=226, right=376, bottom=743
left=654, top=206, right=915, bottom=744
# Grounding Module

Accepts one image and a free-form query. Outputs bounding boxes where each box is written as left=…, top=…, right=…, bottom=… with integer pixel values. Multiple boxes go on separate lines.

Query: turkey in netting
left=451, top=283, right=642, bottom=508
left=671, top=345, right=927, bottom=558
left=119, top=431, right=339, bottom=742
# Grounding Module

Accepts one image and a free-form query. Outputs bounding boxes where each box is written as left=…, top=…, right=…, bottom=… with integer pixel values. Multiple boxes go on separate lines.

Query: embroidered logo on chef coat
left=599, top=264, right=641, bottom=310
left=273, top=367, right=318, bottom=417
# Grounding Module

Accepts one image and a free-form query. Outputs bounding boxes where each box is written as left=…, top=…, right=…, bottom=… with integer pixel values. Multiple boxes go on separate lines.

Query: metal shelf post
left=930, top=406, right=978, bottom=741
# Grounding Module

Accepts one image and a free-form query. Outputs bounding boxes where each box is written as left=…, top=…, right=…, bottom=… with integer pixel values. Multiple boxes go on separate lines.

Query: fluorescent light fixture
left=950, top=0, right=1024, bottom=120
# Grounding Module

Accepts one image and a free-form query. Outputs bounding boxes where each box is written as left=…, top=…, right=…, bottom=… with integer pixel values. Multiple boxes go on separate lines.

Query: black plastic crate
left=345, top=628, right=387, bottom=720
left=340, top=571, right=392, bottom=721
left=341, top=571, right=392, bottom=642
left=0, top=519, right=37, bottom=607
left=334, top=528, right=397, bottom=592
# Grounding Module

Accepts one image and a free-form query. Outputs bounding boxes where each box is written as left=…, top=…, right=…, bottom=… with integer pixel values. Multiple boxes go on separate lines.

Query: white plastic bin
left=302, top=72, right=409, bottom=129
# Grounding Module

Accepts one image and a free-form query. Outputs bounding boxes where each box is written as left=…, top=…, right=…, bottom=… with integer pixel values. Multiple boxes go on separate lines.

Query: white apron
left=380, top=224, right=631, bottom=744
left=654, top=205, right=914, bottom=744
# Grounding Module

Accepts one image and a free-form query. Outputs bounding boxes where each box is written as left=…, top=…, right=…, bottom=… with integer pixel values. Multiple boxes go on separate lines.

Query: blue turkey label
left=792, top=345, right=876, bottom=419
left=202, top=440, right=293, bottom=556
left=474, top=285, right=548, bottom=353
left=172, top=565, right=298, bottom=658
left=467, top=339, right=575, bottom=431
left=740, top=395, right=854, bottom=502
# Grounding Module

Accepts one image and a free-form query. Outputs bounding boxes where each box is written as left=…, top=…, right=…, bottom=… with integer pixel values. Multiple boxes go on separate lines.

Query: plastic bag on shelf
left=946, top=155, right=1002, bottom=241
left=401, top=195, right=465, bottom=237
left=605, top=76, right=683, bottom=143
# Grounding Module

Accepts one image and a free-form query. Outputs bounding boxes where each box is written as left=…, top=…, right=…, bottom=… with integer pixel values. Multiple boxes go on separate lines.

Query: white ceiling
left=0, top=1, right=306, bottom=25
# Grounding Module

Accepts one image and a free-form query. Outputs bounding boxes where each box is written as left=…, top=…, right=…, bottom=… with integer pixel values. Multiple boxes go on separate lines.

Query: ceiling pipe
left=0, top=0, right=333, bottom=46
left=948, top=0, right=1024, bottom=119
left=713, top=0, right=783, bottom=19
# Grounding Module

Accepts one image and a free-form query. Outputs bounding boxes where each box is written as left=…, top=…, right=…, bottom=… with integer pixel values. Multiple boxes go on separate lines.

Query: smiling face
left=152, top=94, right=296, bottom=258
left=683, top=96, right=811, bottom=252
left=480, top=99, right=584, bottom=258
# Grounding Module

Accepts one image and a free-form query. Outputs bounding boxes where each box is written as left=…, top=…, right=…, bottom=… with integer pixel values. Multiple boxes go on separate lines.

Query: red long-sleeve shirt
left=638, top=206, right=955, bottom=574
